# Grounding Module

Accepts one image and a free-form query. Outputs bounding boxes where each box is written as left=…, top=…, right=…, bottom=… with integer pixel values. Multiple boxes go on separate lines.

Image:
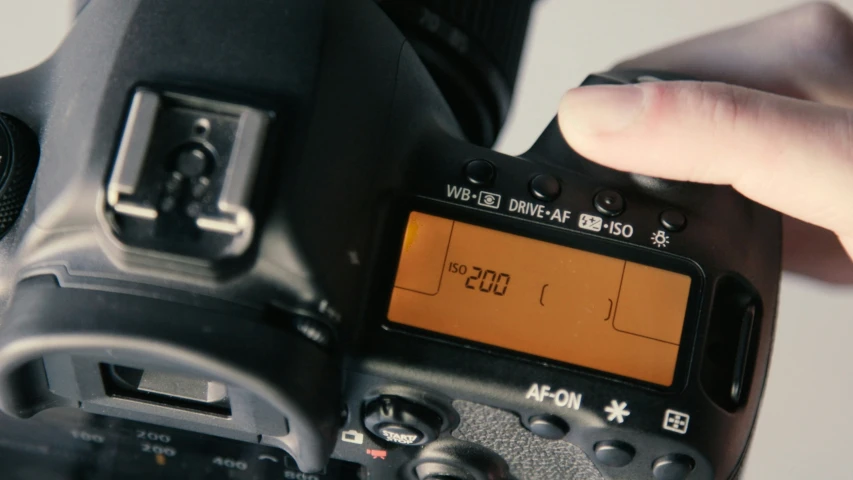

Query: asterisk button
left=604, top=400, right=631, bottom=424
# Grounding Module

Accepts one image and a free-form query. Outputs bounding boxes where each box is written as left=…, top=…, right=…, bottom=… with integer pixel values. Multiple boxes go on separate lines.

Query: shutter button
left=363, top=396, right=443, bottom=446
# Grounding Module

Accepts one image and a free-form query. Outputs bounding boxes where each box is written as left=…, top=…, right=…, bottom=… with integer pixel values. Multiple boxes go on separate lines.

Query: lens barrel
left=0, top=115, right=38, bottom=240
left=381, top=0, right=536, bottom=147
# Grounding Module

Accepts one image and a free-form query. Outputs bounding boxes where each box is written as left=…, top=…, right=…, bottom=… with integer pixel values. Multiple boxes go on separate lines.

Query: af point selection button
left=363, top=396, right=444, bottom=446
left=652, top=454, right=695, bottom=480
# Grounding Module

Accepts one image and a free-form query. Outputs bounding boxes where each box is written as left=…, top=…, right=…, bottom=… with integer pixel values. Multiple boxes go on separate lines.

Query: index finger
left=557, top=81, right=853, bottom=251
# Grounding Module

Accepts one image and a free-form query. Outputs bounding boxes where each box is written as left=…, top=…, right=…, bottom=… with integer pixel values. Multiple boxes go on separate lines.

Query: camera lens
left=381, top=0, right=536, bottom=147
left=0, top=114, right=38, bottom=240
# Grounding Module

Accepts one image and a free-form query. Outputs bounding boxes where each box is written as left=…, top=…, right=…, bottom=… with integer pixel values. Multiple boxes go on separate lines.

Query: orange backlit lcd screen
left=386, top=212, right=692, bottom=386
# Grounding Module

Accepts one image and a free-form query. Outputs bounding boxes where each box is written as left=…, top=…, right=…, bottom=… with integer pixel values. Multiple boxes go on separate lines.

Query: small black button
left=660, top=210, right=687, bottom=232
left=594, top=440, right=635, bottom=467
left=529, top=174, right=561, bottom=202
left=594, top=189, right=625, bottom=216
left=652, top=454, right=695, bottom=480
left=527, top=414, right=568, bottom=440
left=464, top=159, right=495, bottom=186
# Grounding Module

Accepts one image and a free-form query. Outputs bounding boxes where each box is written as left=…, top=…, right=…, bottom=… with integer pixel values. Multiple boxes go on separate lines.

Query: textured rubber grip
left=452, top=400, right=603, bottom=480
left=0, top=115, right=39, bottom=239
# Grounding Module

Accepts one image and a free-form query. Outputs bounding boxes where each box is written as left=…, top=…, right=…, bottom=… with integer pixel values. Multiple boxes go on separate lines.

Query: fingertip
left=556, top=90, right=594, bottom=164
left=557, top=84, right=648, bottom=167
left=558, top=85, right=646, bottom=133
left=556, top=90, right=577, bottom=144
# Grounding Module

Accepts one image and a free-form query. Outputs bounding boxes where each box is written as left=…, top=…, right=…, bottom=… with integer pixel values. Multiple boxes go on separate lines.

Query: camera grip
left=452, top=400, right=603, bottom=480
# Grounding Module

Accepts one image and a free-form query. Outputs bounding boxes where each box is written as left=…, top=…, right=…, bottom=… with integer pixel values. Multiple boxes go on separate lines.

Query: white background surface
left=500, top=3, right=853, bottom=478
left=2, top=1, right=853, bottom=478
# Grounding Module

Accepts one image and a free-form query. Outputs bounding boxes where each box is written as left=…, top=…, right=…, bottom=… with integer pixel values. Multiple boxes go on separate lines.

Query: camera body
left=0, top=1, right=780, bottom=479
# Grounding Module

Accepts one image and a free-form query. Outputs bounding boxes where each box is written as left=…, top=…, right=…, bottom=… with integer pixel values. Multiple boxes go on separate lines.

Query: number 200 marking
left=142, top=443, right=176, bottom=457
left=449, top=263, right=511, bottom=296
left=137, top=430, right=171, bottom=443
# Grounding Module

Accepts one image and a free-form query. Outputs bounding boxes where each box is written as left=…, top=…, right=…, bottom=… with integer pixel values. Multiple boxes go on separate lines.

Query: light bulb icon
left=651, top=230, right=670, bottom=248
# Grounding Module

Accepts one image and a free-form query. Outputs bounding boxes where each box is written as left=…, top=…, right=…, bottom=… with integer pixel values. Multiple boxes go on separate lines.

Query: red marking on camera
left=366, top=449, right=387, bottom=460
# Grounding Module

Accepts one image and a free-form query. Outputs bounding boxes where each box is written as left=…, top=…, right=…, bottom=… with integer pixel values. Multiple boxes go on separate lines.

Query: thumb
left=557, top=81, right=853, bottom=249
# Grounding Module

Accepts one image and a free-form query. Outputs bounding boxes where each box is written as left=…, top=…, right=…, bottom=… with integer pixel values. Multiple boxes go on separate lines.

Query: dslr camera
left=0, top=1, right=781, bottom=479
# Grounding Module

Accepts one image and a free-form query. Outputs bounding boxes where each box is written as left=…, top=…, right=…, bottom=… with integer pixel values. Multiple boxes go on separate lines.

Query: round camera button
left=527, top=414, right=568, bottom=440
left=464, top=159, right=496, bottom=186
left=594, top=189, right=625, bottom=216
left=594, top=440, right=635, bottom=467
left=529, top=174, right=561, bottom=202
left=652, top=454, right=695, bottom=480
left=660, top=209, right=687, bottom=232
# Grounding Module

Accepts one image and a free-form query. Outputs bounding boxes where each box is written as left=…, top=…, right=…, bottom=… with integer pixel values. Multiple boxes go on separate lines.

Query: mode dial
left=0, top=114, right=38, bottom=240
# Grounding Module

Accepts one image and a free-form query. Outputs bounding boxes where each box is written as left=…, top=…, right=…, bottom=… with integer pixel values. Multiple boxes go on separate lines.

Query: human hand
left=557, top=2, right=853, bottom=283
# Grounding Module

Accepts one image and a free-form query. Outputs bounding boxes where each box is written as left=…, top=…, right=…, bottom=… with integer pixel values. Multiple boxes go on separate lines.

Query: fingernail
left=559, top=84, right=646, bottom=135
